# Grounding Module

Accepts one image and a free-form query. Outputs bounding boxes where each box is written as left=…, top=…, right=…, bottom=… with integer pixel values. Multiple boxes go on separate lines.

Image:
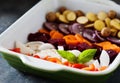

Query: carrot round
left=82, top=64, right=95, bottom=71
left=46, top=57, right=62, bottom=64
left=50, top=30, right=64, bottom=39
left=96, top=41, right=120, bottom=52
left=39, top=29, right=49, bottom=34
left=75, top=34, right=92, bottom=46
left=63, top=35, right=79, bottom=45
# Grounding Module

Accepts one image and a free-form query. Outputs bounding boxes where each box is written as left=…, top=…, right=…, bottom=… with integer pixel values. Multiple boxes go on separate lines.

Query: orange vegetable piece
left=75, top=34, right=92, bottom=46
left=43, top=56, right=50, bottom=60
left=63, top=61, right=73, bottom=67
left=63, top=35, right=79, bottom=44
left=50, top=30, right=64, bottom=39
left=46, top=57, right=62, bottom=64
left=10, top=48, right=21, bottom=53
left=82, top=64, right=95, bottom=71
left=50, top=30, right=56, bottom=37
left=96, top=41, right=120, bottom=52
left=39, top=29, right=49, bottom=34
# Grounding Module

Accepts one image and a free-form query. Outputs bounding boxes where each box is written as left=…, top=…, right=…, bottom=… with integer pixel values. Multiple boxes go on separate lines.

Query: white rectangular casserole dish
left=0, top=0, right=120, bottom=83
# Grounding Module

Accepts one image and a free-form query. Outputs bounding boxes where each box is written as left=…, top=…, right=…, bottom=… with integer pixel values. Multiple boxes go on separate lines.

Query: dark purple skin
left=58, top=24, right=70, bottom=35
left=82, top=29, right=100, bottom=43
left=67, top=44, right=77, bottom=50
left=77, top=42, right=92, bottom=52
left=92, top=44, right=103, bottom=60
left=107, top=36, right=120, bottom=46
left=44, top=22, right=58, bottom=31
left=28, top=32, right=50, bottom=43
left=106, top=49, right=118, bottom=63
left=95, top=30, right=106, bottom=42
left=69, top=23, right=84, bottom=34
left=48, top=39, right=67, bottom=49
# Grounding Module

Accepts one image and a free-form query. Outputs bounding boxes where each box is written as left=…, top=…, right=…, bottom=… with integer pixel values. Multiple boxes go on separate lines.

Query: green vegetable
left=78, top=49, right=97, bottom=63
left=57, top=50, right=77, bottom=63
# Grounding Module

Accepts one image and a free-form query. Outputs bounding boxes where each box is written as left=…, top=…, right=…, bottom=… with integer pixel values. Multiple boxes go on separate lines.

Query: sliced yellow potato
left=97, top=11, right=107, bottom=20
left=86, top=12, right=98, bottom=22
left=66, top=12, right=76, bottom=21
left=76, top=16, right=88, bottom=24
left=110, top=28, right=118, bottom=36
left=105, top=18, right=111, bottom=28
left=94, top=20, right=105, bottom=31
left=110, top=19, right=120, bottom=30
left=59, top=15, right=69, bottom=23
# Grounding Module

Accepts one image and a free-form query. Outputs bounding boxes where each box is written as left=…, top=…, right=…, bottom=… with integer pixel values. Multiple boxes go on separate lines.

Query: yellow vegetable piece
left=110, top=28, right=118, bottom=36
left=94, top=20, right=105, bottom=31
left=76, top=16, right=88, bottom=24
left=63, top=10, right=71, bottom=16
left=117, top=31, right=120, bottom=38
left=85, top=23, right=94, bottom=28
left=110, top=19, right=120, bottom=30
left=56, top=12, right=61, bottom=18
left=66, top=12, right=76, bottom=21
left=86, top=12, right=98, bottom=22
left=59, top=15, right=69, bottom=23
left=97, top=11, right=107, bottom=20
left=105, top=18, right=111, bottom=28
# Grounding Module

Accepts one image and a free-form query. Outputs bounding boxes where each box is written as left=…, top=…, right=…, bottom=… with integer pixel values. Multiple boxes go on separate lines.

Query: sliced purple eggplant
left=58, top=24, right=70, bottom=35
left=44, top=22, right=58, bottom=31
left=107, top=36, right=120, bottom=46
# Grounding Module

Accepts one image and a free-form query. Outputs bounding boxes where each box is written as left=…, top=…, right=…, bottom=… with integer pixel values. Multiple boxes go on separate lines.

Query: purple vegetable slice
left=82, top=29, right=99, bottom=42
left=95, top=30, right=106, bottom=42
left=44, top=22, right=58, bottom=31
left=69, top=23, right=84, bottom=34
left=58, top=24, right=70, bottom=35
left=107, top=36, right=120, bottom=46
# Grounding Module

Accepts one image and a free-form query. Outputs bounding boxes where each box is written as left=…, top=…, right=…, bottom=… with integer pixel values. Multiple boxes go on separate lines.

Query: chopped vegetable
left=50, top=30, right=64, bottom=39
left=96, top=41, right=120, bottom=52
left=63, top=35, right=79, bottom=44
left=11, top=48, right=21, bottom=53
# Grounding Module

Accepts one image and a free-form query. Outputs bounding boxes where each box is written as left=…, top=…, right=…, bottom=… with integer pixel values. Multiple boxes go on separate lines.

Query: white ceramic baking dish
left=0, top=0, right=120, bottom=83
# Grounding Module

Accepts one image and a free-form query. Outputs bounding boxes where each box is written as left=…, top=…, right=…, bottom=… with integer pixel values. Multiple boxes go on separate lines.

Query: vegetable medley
left=11, top=6, right=120, bottom=72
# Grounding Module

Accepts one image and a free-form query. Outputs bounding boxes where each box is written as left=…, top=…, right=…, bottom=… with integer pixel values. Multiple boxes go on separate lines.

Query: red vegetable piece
left=72, top=63, right=86, bottom=69
left=11, top=48, right=21, bottom=53
left=34, top=55, right=40, bottom=58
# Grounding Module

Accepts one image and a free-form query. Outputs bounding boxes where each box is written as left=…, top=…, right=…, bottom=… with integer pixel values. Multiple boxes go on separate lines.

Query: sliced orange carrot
left=63, top=61, right=73, bottom=67
left=50, top=30, right=64, bottom=39
left=82, top=64, right=95, bottom=71
left=43, top=56, right=50, bottom=60
left=46, top=57, right=62, bottom=64
left=96, top=41, right=120, bottom=52
left=50, top=30, right=56, bottom=37
left=75, top=34, right=92, bottom=46
left=39, top=29, right=49, bottom=34
left=63, top=35, right=79, bottom=44
left=89, top=64, right=95, bottom=71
